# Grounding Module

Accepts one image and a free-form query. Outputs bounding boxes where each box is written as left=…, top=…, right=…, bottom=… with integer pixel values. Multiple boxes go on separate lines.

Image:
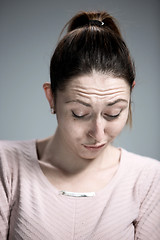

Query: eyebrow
left=107, top=99, right=128, bottom=106
left=65, top=99, right=91, bottom=107
left=65, top=99, right=128, bottom=107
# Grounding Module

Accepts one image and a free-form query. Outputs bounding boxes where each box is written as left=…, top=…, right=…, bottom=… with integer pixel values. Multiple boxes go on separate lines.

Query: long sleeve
left=0, top=153, right=11, bottom=239
left=135, top=165, right=160, bottom=240
left=0, top=142, right=18, bottom=240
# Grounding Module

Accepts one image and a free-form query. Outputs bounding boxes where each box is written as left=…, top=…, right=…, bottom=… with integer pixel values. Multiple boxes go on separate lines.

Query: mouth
left=83, top=143, right=106, bottom=150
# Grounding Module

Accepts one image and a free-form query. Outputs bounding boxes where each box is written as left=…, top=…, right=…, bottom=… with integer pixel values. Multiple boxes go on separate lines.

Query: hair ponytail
left=61, top=11, right=122, bottom=38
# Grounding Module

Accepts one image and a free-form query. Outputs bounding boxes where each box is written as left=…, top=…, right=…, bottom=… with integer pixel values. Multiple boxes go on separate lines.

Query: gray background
left=0, top=0, right=159, bottom=160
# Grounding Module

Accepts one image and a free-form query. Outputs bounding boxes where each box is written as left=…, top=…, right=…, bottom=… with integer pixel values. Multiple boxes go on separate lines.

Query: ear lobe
left=132, top=81, right=136, bottom=89
left=43, top=82, right=54, bottom=108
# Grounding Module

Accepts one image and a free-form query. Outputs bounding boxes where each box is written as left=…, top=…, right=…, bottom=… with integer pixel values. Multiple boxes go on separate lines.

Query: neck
left=37, top=130, right=120, bottom=176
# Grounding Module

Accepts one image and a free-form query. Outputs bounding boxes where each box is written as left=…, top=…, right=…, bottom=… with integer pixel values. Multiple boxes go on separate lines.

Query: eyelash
left=72, top=111, right=121, bottom=120
left=104, top=112, right=121, bottom=121
left=72, top=111, right=89, bottom=119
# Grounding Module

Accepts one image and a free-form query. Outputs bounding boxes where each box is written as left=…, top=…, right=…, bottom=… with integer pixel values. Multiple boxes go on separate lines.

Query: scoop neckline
left=31, top=139, right=125, bottom=198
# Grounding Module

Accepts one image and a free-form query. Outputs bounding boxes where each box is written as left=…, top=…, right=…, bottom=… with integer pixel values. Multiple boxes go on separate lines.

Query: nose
left=88, top=116, right=106, bottom=143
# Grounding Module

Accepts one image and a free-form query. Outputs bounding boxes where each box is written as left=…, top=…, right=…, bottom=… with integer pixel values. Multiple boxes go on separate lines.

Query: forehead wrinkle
left=71, top=88, right=127, bottom=98
left=72, top=93, right=129, bottom=106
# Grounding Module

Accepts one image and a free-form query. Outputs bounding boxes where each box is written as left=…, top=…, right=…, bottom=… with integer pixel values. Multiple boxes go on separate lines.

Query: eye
left=72, top=111, right=89, bottom=119
left=104, top=112, right=121, bottom=121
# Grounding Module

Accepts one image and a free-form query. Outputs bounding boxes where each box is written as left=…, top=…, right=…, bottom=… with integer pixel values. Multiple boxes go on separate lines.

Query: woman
left=0, top=11, right=160, bottom=240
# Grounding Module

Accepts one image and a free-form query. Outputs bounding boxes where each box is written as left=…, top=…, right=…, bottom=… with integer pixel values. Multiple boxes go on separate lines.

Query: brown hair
left=50, top=11, right=135, bottom=125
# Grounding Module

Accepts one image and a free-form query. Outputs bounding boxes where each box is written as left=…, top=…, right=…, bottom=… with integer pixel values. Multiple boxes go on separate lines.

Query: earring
left=51, top=107, right=54, bottom=114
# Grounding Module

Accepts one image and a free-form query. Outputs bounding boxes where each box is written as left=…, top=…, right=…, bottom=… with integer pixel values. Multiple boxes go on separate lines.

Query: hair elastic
left=89, top=20, right=104, bottom=26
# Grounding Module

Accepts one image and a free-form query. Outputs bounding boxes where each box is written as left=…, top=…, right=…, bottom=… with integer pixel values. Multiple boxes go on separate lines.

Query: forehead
left=61, top=72, right=130, bottom=102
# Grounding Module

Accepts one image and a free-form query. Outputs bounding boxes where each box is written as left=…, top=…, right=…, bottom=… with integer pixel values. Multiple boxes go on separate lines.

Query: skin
left=37, top=71, right=131, bottom=192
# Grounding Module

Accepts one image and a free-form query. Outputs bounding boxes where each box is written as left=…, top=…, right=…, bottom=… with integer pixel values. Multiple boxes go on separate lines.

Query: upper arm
left=0, top=182, right=10, bottom=239
left=134, top=167, right=160, bottom=240
left=0, top=147, right=12, bottom=240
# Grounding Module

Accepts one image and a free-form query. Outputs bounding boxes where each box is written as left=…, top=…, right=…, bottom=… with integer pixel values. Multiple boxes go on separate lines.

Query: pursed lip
left=83, top=143, right=106, bottom=150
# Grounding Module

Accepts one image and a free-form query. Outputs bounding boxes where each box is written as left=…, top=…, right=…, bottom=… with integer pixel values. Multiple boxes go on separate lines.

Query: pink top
left=0, top=140, right=160, bottom=240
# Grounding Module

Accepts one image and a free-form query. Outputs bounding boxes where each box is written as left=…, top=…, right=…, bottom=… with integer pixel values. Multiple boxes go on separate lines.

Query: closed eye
left=104, top=112, right=121, bottom=121
left=72, top=111, right=89, bottom=119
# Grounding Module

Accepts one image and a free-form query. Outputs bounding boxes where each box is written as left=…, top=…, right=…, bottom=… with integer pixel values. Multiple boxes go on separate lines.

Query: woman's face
left=55, top=72, right=130, bottom=160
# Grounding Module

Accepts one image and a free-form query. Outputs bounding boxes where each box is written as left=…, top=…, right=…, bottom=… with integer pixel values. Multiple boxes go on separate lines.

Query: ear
left=43, top=82, right=54, bottom=109
left=132, top=80, right=136, bottom=89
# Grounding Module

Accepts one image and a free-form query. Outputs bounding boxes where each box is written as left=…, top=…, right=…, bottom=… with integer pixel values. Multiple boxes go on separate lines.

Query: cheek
left=106, top=115, right=128, bottom=138
left=58, top=117, right=85, bottom=140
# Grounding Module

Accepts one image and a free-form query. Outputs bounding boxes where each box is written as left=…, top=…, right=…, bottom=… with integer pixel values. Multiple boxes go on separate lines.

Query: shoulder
left=0, top=139, right=36, bottom=153
left=121, top=148, right=160, bottom=171
left=121, top=148, right=160, bottom=199
left=120, top=148, right=160, bottom=188
left=0, top=139, right=37, bottom=191
left=0, top=140, right=36, bottom=208
left=0, top=139, right=36, bottom=168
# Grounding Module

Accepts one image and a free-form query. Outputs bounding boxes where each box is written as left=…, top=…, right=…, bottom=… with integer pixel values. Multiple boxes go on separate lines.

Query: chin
left=79, top=151, right=104, bottom=161
left=81, top=155, right=97, bottom=160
